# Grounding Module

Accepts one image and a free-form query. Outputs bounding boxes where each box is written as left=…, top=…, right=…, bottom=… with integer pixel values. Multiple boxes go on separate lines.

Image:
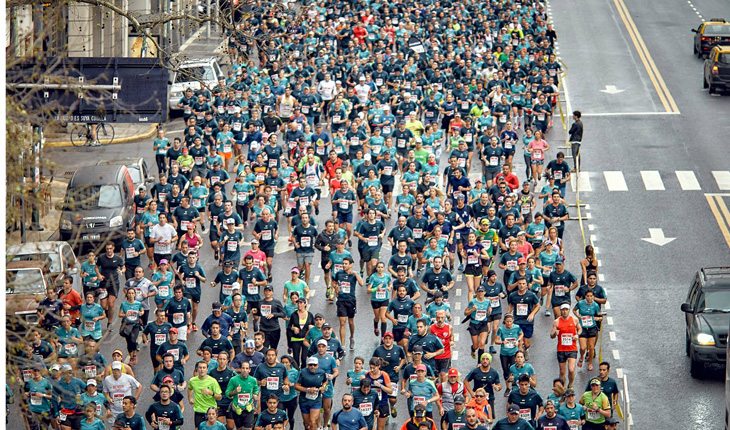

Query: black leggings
left=236, top=203, right=250, bottom=224
left=289, top=339, right=307, bottom=368
left=281, top=397, right=298, bottom=430
left=500, top=353, right=516, bottom=381
left=263, top=329, right=281, bottom=350
left=155, top=154, right=167, bottom=176
left=122, top=323, right=141, bottom=353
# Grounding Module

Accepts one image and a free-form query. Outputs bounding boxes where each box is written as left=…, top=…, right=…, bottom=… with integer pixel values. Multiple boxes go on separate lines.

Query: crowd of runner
left=10, top=0, right=623, bottom=429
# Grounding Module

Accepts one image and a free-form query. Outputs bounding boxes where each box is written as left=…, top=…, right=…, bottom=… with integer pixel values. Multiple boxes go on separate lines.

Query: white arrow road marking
left=600, top=85, right=625, bottom=94
left=641, top=228, right=676, bottom=246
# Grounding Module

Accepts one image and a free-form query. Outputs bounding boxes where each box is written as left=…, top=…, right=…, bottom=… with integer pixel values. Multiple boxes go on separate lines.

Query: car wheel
left=709, top=83, right=716, bottom=95
left=685, top=332, right=690, bottom=356
left=690, top=349, right=704, bottom=378
left=694, top=44, right=698, bottom=55
left=703, top=76, right=709, bottom=89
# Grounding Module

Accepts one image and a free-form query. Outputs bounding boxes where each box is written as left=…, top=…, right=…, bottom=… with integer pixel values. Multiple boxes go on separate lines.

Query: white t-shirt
left=318, top=80, right=337, bottom=100
left=355, top=84, right=371, bottom=104
left=151, top=223, right=177, bottom=255
left=102, top=374, right=140, bottom=414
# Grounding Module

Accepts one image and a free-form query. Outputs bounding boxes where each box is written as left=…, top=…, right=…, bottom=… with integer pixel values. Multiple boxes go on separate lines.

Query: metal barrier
left=618, top=374, right=633, bottom=430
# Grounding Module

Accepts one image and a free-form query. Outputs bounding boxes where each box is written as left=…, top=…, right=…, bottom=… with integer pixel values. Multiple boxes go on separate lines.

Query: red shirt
left=430, top=322, right=452, bottom=360
left=496, top=172, right=520, bottom=191
left=59, top=288, right=83, bottom=322
left=556, top=316, right=579, bottom=352
left=325, top=158, right=343, bottom=179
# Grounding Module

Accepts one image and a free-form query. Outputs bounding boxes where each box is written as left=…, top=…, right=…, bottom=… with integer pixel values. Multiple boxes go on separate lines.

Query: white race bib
left=516, top=303, right=528, bottom=316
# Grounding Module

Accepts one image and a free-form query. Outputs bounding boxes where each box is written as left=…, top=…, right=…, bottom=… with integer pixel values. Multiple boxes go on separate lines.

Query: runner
left=550, top=304, right=581, bottom=389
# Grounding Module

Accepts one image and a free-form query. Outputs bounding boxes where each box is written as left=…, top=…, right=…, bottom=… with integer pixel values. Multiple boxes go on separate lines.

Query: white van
left=168, top=57, right=222, bottom=113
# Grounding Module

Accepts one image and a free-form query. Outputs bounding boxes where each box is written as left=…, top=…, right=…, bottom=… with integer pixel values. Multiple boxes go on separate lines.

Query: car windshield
left=127, top=166, right=142, bottom=183
left=6, top=269, right=47, bottom=294
left=65, top=184, right=123, bottom=209
left=705, top=25, right=730, bottom=35
left=719, top=53, right=730, bottom=64
left=9, top=253, right=61, bottom=273
left=699, top=289, right=730, bottom=312
left=175, top=66, right=215, bottom=84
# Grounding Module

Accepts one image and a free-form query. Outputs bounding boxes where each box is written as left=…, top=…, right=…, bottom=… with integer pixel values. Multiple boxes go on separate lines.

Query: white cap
left=111, top=361, right=123, bottom=370
left=560, top=303, right=571, bottom=310
left=232, top=282, right=241, bottom=290
left=364, top=153, right=372, bottom=161
left=87, top=379, right=97, bottom=386
left=317, top=339, right=329, bottom=346
left=307, top=357, right=319, bottom=365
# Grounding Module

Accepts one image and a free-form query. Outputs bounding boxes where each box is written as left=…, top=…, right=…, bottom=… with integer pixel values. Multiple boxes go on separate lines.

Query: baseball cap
left=364, top=153, right=372, bottom=161
left=560, top=303, right=571, bottom=310
left=138, top=185, right=147, bottom=192
left=50, top=364, right=61, bottom=372
left=224, top=260, right=234, bottom=267
left=245, top=339, right=256, bottom=348
left=317, top=339, right=329, bottom=347
left=383, top=331, right=394, bottom=338
left=518, top=257, right=527, bottom=264
left=162, top=376, right=174, bottom=383
left=448, top=368, right=459, bottom=377
left=508, top=404, right=520, bottom=414
left=291, top=267, right=301, bottom=273
left=111, top=361, right=123, bottom=370
left=555, top=256, right=565, bottom=264
left=307, top=357, right=319, bottom=365
left=590, top=378, right=602, bottom=386
left=112, top=349, right=124, bottom=356
left=416, top=364, right=427, bottom=372
left=212, top=302, right=222, bottom=310
left=414, top=404, right=426, bottom=414
left=605, top=417, right=620, bottom=425
left=159, top=259, right=169, bottom=265
left=263, top=285, right=273, bottom=291
left=169, top=327, right=178, bottom=334
left=322, top=322, right=332, bottom=329
left=61, top=364, right=72, bottom=372
left=487, top=269, right=497, bottom=277
left=226, top=218, right=236, bottom=224
left=480, top=352, right=493, bottom=363
left=251, top=239, right=259, bottom=244
left=87, top=379, right=97, bottom=386
left=453, top=394, right=465, bottom=404
left=412, top=345, right=424, bottom=354
left=232, top=282, right=241, bottom=290
left=564, top=388, right=575, bottom=396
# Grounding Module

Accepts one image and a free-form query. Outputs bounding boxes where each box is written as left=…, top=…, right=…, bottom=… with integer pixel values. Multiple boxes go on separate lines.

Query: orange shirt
left=556, top=316, right=579, bottom=352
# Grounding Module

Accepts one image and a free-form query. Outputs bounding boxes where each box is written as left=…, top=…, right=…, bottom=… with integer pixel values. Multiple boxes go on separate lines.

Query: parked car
left=682, top=266, right=730, bottom=377
left=97, top=157, right=155, bottom=194
left=7, top=241, right=81, bottom=289
left=58, top=164, right=136, bottom=248
left=6, top=261, right=53, bottom=328
left=168, top=57, right=222, bottom=115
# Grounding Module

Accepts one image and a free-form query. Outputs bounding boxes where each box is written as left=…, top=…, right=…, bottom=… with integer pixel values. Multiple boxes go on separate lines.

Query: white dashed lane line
left=687, top=0, right=705, bottom=21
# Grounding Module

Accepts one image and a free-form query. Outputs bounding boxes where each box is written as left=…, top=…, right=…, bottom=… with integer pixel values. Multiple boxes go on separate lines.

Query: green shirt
left=188, top=375, right=222, bottom=413
left=225, top=374, right=260, bottom=409
left=580, top=390, right=610, bottom=424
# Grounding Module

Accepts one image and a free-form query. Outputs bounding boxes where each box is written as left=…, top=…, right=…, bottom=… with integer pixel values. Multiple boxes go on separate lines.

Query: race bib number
left=262, top=230, right=272, bottom=241
left=542, top=266, right=553, bottom=276
left=301, top=105, right=310, bottom=114
left=300, top=236, right=312, bottom=248
left=159, top=285, right=170, bottom=297
left=340, top=282, right=351, bottom=294
left=180, top=220, right=190, bottom=231
left=222, top=284, right=233, bottom=296
left=266, top=377, right=280, bottom=390
left=397, top=314, right=408, bottom=323
left=305, top=390, right=319, bottom=400
left=83, top=365, right=97, bottom=378
left=125, top=247, right=136, bottom=259
left=195, top=156, right=204, bottom=165
left=522, top=204, right=531, bottom=214
left=238, top=393, right=251, bottom=405
left=537, top=113, right=546, bottom=121
left=475, top=309, right=488, bottom=321
left=568, top=420, right=581, bottom=430
left=504, top=141, right=513, bottom=149
left=375, top=289, right=387, bottom=300
left=192, top=198, right=202, bottom=207
left=554, top=285, right=567, bottom=297
left=506, top=260, right=518, bottom=271
left=383, top=126, right=392, bottom=135
left=227, top=240, right=238, bottom=252
left=554, top=170, right=563, bottom=180
left=481, top=240, right=492, bottom=249
left=307, top=174, right=318, bottom=186
left=247, top=284, right=259, bottom=295
left=499, top=115, right=507, bottom=123
left=155, top=334, right=166, bottom=345
left=532, top=149, right=543, bottom=160
left=397, top=139, right=406, bottom=148
left=464, top=133, right=473, bottom=142
left=359, top=402, right=373, bottom=416
left=233, top=122, right=242, bottom=131
left=300, top=196, right=310, bottom=207
left=581, top=315, right=594, bottom=327
left=519, top=408, right=531, bottom=421
left=413, top=396, right=426, bottom=405
left=586, top=410, right=600, bottom=421
left=458, top=158, right=466, bottom=167
left=383, top=166, right=393, bottom=176
left=561, top=333, right=574, bottom=346
left=260, top=304, right=272, bottom=317
left=30, top=393, right=42, bottom=406
left=98, top=288, right=108, bottom=299
left=113, top=393, right=125, bottom=407
left=169, top=348, right=180, bottom=361
left=516, top=303, right=528, bottom=316
left=185, top=278, right=196, bottom=289
left=489, top=156, right=499, bottom=166
left=367, top=236, right=379, bottom=247
left=173, top=313, right=184, bottom=324
left=504, top=338, right=517, bottom=349
left=413, top=228, right=423, bottom=239
left=84, top=321, right=97, bottom=332
left=489, top=297, right=500, bottom=308
left=339, top=201, right=349, bottom=210
left=467, top=254, right=479, bottom=265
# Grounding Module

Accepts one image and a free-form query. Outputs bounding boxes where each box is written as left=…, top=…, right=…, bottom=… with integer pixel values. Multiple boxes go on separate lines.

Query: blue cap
left=555, top=256, right=565, bottom=264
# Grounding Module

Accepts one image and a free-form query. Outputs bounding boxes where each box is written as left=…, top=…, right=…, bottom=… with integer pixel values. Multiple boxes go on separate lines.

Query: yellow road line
left=613, top=0, right=680, bottom=113
left=705, top=195, right=730, bottom=248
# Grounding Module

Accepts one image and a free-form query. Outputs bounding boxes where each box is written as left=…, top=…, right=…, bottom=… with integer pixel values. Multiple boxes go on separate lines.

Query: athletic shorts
left=434, top=358, right=452, bottom=374
left=359, top=247, right=380, bottom=262
left=382, top=182, right=394, bottom=194
left=468, top=321, right=490, bottom=336
left=298, top=399, right=322, bottom=414
left=557, top=350, right=578, bottom=363
left=487, top=312, right=502, bottom=322
left=321, top=258, right=331, bottom=272
left=518, top=323, right=534, bottom=339
left=376, top=403, right=391, bottom=417
left=464, top=265, right=482, bottom=276
left=58, top=412, right=82, bottom=429
left=296, top=252, right=314, bottom=265
left=371, top=300, right=389, bottom=309
left=262, top=247, right=275, bottom=258
left=530, top=159, right=544, bottom=165
left=183, top=289, right=201, bottom=303
left=579, top=326, right=599, bottom=338
left=393, top=326, right=407, bottom=343
left=484, top=170, right=500, bottom=182
left=337, top=300, right=357, bottom=318
left=336, top=211, right=353, bottom=224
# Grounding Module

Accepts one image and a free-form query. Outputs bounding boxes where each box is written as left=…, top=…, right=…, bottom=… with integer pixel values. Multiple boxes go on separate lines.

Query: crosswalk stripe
left=712, top=171, right=730, bottom=190
left=603, top=171, right=628, bottom=191
left=577, top=171, right=592, bottom=192
left=676, top=171, right=701, bottom=190
left=640, top=170, right=665, bottom=190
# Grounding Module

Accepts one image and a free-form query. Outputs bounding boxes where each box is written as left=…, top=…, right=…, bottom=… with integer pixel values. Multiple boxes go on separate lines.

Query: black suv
left=682, top=267, right=730, bottom=377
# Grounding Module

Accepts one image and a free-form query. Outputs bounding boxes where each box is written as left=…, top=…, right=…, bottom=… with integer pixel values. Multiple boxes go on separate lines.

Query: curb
left=44, top=124, right=158, bottom=148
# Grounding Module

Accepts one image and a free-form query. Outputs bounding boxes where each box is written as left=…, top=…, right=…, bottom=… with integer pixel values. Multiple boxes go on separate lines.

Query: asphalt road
left=28, top=109, right=601, bottom=430
left=551, top=0, right=730, bottom=428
